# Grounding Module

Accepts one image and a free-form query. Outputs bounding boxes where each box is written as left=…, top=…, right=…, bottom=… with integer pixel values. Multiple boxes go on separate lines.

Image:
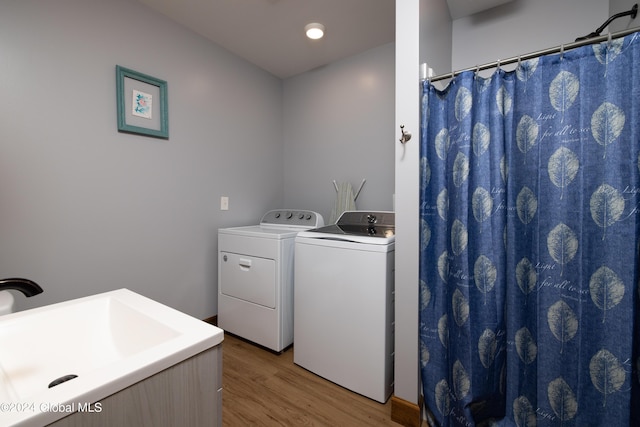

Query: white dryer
left=218, top=210, right=324, bottom=352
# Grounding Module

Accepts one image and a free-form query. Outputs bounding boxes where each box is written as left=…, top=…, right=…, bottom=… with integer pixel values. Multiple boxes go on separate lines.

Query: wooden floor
left=221, top=332, right=404, bottom=426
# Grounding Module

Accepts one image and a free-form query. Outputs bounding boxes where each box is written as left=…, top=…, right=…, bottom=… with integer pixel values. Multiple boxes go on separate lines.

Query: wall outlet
left=220, top=196, right=229, bottom=211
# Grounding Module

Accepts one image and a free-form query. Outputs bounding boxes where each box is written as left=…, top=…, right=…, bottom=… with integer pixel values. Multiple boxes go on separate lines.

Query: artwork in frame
left=116, top=65, right=168, bottom=139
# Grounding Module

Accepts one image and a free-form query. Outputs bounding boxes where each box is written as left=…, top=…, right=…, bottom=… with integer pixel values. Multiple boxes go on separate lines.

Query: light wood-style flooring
left=221, top=332, right=404, bottom=426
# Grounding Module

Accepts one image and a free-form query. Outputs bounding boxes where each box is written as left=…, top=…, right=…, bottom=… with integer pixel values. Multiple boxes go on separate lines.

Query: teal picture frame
left=116, top=65, right=169, bottom=139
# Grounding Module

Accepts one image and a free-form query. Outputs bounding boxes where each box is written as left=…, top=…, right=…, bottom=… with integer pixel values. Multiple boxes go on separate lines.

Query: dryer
left=218, top=209, right=323, bottom=352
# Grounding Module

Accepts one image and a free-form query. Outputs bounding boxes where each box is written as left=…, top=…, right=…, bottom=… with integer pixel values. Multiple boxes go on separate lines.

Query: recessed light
left=305, top=23, right=325, bottom=40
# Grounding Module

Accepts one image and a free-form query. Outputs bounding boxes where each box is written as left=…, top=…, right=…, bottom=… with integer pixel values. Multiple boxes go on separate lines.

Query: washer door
left=220, top=252, right=276, bottom=309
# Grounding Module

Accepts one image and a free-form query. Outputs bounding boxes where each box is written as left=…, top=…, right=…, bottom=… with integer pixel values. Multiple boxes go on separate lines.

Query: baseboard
left=390, top=395, right=422, bottom=427
left=203, top=315, right=217, bottom=326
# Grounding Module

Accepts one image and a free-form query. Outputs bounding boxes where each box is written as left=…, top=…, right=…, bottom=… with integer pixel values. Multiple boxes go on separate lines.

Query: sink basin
left=0, top=289, right=223, bottom=427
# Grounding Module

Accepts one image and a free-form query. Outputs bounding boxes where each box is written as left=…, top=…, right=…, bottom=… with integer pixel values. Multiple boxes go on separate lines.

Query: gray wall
left=1, top=0, right=396, bottom=318
left=0, top=0, right=283, bottom=317
left=420, top=0, right=452, bottom=77
left=282, top=43, right=395, bottom=221
left=610, top=0, right=639, bottom=32
left=451, top=0, right=609, bottom=72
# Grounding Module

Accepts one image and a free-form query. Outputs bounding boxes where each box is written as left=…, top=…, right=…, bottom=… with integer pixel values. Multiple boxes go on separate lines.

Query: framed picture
left=116, top=65, right=169, bottom=139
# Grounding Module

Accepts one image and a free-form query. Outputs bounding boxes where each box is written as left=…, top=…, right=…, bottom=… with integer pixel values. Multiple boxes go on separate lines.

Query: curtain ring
left=560, top=44, right=564, bottom=60
left=496, top=59, right=501, bottom=72
left=607, top=32, right=613, bottom=47
left=517, top=55, right=522, bottom=69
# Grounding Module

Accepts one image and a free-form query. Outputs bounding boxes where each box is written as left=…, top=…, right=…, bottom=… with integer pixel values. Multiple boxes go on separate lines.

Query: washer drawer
left=219, top=252, right=276, bottom=309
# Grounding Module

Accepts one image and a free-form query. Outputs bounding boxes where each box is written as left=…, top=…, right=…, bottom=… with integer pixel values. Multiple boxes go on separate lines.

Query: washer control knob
left=286, top=212, right=293, bottom=219
left=274, top=212, right=281, bottom=218
left=298, top=213, right=305, bottom=219
left=367, top=214, right=377, bottom=224
left=305, top=214, right=312, bottom=220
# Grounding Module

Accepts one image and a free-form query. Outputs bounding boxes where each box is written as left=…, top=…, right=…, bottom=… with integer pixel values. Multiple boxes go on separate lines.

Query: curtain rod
left=428, top=26, right=640, bottom=83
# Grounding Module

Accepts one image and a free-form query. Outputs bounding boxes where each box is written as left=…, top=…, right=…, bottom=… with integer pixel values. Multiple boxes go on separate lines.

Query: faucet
left=0, top=278, right=43, bottom=297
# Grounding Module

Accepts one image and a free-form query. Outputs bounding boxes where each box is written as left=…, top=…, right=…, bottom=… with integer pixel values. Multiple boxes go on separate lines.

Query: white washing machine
left=218, top=209, right=324, bottom=352
left=294, top=211, right=395, bottom=403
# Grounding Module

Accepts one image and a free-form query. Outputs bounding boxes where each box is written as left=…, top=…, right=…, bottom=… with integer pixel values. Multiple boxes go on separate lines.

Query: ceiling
left=137, top=0, right=396, bottom=79
left=137, top=0, right=513, bottom=79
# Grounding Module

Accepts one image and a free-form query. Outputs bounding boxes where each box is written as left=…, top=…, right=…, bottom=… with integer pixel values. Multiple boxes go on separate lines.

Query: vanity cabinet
left=48, top=346, right=222, bottom=427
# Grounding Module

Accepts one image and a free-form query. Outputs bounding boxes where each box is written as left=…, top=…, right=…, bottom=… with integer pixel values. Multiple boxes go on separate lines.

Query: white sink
left=0, top=289, right=223, bottom=427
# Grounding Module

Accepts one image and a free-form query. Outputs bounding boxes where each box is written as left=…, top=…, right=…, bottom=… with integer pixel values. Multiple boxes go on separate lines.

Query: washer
left=294, top=211, right=395, bottom=403
left=218, top=209, right=324, bottom=352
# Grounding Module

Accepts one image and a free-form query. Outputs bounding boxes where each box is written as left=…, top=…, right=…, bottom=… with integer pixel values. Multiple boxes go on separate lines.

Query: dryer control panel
left=260, top=210, right=324, bottom=228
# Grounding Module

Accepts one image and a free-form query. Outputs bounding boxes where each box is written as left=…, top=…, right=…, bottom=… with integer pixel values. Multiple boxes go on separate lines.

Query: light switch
left=220, top=196, right=229, bottom=211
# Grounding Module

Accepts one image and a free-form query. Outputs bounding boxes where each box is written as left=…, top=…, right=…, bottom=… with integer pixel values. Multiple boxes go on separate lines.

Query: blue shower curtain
left=419, top=32, right=640, bottom=426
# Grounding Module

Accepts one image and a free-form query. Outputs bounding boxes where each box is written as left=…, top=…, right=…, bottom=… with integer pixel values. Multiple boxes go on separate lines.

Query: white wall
left=0, top=0, right=283, bottom=317
left=282, top=43, right=395, bottom=221
left=393, top=0, right=452, bottom=409
left=394, top=0, right=422, bottom=407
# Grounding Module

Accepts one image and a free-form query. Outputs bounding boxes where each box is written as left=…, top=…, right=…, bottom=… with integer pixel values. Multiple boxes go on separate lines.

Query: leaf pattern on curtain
left=473, top=123, right=491, bottom=158
left=515, top=257, right=537, bottom=297
left=548, top=377, right=578, bottom=422
left=496, top=85, right=513, bottom=116
left=589, top=349, right=626, bottom=407
left=421, top=219, right=431, bottom=251
left=515, top=327, right=537, bottom=365
left=452, top=360, right=471, bottom=400
left=546, top=223, right=578, bottom=276
left=438, top=314, right=449, bottom=348
left=438, top=251, right=450, bottom=283
left=548, top=147, right=579, bottom=199
left=452, top=288, right=470, bottom=327
left=589, top=266, right=625, bottom=322
left=436, top=379, right=452, bottom=416
left=420, top=340, right=431, bottom=368
left=419, top=32, right=640, bottom=426
left=516, top=58, right=539, bottom=84
left=472, top=187, right=493, bottom=225
left=547, top=300, right=579, bottom=353
left=478, top=328, right=498, bottom=369
left=455, top=87, right=473, bottom=122
left=451, top=220, right=468, bottom=256
left=591, top=102, right=625, bottom=158
left=516, top=186, right=537, bottom=227
left=516, top=115, right=539, bottom=161
left=593, top=38, right=625, bottom=76
left=593, top=38, right=624, bottom=65
left=453, top=152, right=470, bottom=187
left=436, top=128, right=450, bottom=160
left=437, top=189, right=449, bottom=221
left=420, top=156, right=431, bottom=190
left=474, top=255, right=497, bottom=304
left=590, top=184, right=625, bottom=239
left=549, top=71, right=580, bottom=122
left=500, top=155, right=508, bottom=183
left=513, top=396, right=537, bottom=427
